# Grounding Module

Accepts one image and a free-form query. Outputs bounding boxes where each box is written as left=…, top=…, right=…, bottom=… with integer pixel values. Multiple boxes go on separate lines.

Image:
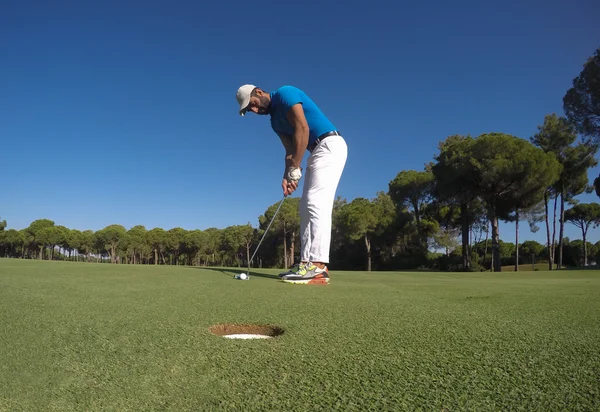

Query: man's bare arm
left=278, top=133, right=295, bottom=157
left=286, top=103, right=309, bottom=168
left=278, top=133, right=295, bottom=178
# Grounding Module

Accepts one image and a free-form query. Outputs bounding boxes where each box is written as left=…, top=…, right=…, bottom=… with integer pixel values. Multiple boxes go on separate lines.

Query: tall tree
left=530, top=114, right=573, bottom=269
left=203, top=228, right=222, bottom=266
left=0, top=219, right=6, bottom=257
left=96, top=225, right=127, bottom=264
left=4, top=229, right=25, bottom=258
left=222, top=225, right=242, bottom=266
left=54, top=226, right=70, bottom=260
left=238, top=224, right=257, bottom=268
left=469, top=133, right=561, bottom=272
left=68, top=229, right=82, bottom=262
left=505, top=199, right=545, bottom=271
left=259, top=198, right=300, bottom=269
left=519, top=240, right=545, bottom=262
left=184, top=230, right=207, bottom=266
left=50, top=226, right=69, bottom=260
left=330, top=196, right=350, bottom=265
left=431, top=135, right=477, bottom=270
left=467, top=199, right=490, bottom=267
left=563, top=47, right=600, bottom=141
left=78, top=230, right=95, bottom=262
left=146, top=228, right=167, bottom=265
left=222, top=224, right=257, bottom=267
left=166, top=228, right=187, bottom=265
left=595, top=174, right=600, bottom=198
left=558, top=141, right=599, bottom=267
left=564, top=203, right=600, bottom=266
left=424, top=200, right=461, bottom=256
left=531, top=114, right=598, bottom=269
left=337, top=192, right=395, bottom=271
left=126, top=225, right=147, bottom=264
left=25, top=219, right=55, bottom=259
left=92, top=231, right=106, bottom=262
left=389, top=170, right=434, bottom=250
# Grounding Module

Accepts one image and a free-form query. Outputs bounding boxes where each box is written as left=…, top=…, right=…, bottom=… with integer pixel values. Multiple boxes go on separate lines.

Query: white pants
left=300, top=134, right=348, bottom=264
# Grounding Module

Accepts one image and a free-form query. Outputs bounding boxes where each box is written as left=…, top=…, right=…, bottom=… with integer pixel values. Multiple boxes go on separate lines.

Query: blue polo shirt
left=269, top=85, right=336, bottom=147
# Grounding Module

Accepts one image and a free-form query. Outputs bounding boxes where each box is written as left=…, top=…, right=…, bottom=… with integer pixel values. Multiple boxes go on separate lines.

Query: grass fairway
left=1, top=259, right=599, bottom=411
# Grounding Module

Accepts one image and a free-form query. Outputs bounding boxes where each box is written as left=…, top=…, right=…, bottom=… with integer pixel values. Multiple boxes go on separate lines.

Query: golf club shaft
left=248, top=195, right=286, bottom=269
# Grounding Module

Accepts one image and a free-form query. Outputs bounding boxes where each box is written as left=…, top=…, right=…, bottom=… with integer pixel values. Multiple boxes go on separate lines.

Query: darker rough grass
left=0, top=259, right=599, bottom=411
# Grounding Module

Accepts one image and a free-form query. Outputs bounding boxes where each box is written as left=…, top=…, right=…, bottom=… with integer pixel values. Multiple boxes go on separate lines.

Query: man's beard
left=256, top=95, right=271, bottom=115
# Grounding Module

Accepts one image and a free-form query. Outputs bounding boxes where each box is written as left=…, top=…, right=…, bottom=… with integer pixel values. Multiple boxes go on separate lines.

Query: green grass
left=1, top=259, right=599, bottom=411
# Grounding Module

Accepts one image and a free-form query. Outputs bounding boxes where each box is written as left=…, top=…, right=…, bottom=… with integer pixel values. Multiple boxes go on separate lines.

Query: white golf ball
left=239, top=273, right=247, bottom=280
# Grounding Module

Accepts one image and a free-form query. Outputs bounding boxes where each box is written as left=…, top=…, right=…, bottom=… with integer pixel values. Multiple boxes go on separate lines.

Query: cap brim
left=238, top=97, right=250, bottom=116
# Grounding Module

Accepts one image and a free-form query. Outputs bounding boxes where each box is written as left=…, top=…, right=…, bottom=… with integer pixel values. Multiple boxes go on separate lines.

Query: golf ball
left=239, top=273, right=247, bottom=280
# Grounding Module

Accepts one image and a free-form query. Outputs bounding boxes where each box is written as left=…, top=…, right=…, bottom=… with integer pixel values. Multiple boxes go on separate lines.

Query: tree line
left=2, top=47, right=600, bottom=272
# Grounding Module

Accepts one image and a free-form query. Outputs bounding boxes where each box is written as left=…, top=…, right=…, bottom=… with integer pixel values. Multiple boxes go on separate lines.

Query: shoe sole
left=281, top=277, right=330, bottom=285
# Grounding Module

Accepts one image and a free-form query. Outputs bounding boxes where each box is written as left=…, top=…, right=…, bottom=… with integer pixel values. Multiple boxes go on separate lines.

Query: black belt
left=307, top=130, right=340, bottom=152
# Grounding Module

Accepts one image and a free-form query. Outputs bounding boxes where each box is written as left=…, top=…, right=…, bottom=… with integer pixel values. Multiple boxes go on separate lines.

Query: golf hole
left=209, top=323, right=285, bottom=340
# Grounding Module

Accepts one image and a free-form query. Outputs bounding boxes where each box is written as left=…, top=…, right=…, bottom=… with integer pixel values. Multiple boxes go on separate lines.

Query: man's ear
left=255, top=88, right=265, bottom=96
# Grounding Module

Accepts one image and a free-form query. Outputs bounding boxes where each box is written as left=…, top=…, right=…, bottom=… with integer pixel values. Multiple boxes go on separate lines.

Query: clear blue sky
left=1, top=0, right=599, bottom=246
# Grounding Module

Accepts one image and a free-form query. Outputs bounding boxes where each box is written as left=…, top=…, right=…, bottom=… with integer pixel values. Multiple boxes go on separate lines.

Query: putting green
left=0, top=259, right=598, bottom=410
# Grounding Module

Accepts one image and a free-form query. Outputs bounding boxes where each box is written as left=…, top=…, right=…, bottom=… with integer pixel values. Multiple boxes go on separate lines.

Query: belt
left=307, top=130, right=340, bottom=152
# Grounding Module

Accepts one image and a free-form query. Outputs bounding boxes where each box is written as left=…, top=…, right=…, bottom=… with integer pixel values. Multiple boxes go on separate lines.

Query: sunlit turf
left=1, top=258, right=598, bottom=410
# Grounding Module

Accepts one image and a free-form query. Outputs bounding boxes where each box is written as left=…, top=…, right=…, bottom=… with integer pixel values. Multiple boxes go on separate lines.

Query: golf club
left=247, top=195, right=286, bottom=277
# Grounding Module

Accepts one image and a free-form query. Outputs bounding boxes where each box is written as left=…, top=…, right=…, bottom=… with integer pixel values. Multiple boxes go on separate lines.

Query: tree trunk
left=558, top=186, right=565, bottom=270
left=490, top=206, right=501, bottom=273
left=365, top=234, right=371, bottom=271
left=415, top=206, right=423, bottom=249
left=552, top=194, right=558, bottom=269
left=514, top=209, right=519, bottom=272
left=154, top=248, right=158, bottom=265
left=469, top=226, right=474, bottom=254
left=39, top=246, right=44, bottom=260
left=582, top=226, right=588, bottom=266
left=544, top=191, right=553, bottom=270
left=246, top=244, right=250, bottom=268
left=460, top=202, right=470, bottom=270
left=283, top=233, right=288, bottom=269
left=483, top=220, right=489, bottom=267
left=290, top=231, right=295, bottom=267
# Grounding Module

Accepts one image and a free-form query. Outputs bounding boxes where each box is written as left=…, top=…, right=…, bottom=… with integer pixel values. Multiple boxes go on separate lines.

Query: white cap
left=236, top=84, right=256, bottom=116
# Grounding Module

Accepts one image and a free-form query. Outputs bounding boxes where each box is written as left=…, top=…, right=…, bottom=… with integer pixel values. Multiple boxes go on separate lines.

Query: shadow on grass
left=193, top=266, right=279, bottom=280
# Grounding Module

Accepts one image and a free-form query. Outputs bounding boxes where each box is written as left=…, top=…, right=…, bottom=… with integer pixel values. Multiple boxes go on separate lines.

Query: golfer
left=236, top=84, right=347, bottom=284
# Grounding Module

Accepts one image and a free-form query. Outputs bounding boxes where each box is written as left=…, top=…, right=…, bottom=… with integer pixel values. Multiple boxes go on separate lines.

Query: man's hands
left=282, top=166, right=302, bottom=196
left=282, top=177, right=298, bottom=196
